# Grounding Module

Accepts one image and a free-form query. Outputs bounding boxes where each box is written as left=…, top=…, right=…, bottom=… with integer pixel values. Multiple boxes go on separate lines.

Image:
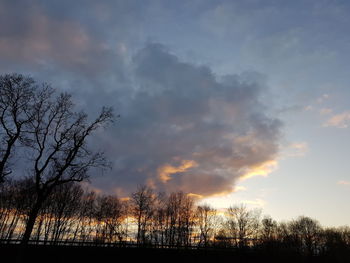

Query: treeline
left=1, top=179, right=350, bottom=259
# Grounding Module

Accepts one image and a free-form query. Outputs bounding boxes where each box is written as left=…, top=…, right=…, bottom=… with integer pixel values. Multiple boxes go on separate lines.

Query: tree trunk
left=21, top=197, right=44, bottom=245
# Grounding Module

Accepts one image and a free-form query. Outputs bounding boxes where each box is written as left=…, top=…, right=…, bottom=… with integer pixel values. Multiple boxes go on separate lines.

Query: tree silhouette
left=196, top=204, right=217, bottom=247
left=226, top=204, right=261, bottom=248
left=8, top=76, right=115, bottom=245
left=289, top=216, right=321, bottom=255
left=131, top=185, right=155, bottom=245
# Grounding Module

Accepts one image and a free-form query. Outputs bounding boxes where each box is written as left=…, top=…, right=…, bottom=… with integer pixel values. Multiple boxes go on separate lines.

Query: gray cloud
left=91, top=43, right=282, bottom=197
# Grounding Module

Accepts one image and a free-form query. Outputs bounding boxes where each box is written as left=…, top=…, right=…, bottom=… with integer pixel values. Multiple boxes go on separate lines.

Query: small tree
left=19, top=79, right=114, bottom=245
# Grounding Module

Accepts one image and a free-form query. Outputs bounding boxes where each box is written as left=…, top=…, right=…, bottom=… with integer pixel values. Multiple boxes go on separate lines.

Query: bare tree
left=20, top=83, right=114, bottom=245
left=176, top=192, right=195, bottom=247
left=131, top=185, right=155, bottom=245
left=148, top=192, right=167, bottom=247
left=289, top=216, right=321, bottom=255
left=71, top=190, right=97, bottom=242
left=196, top=204, right=217, bottom=247
left=0, top=178, right=35, bottom=240
left=226, top=204, right=261, bottom=248
left=320, top=226, right=350, bottom=258
left=164, top=192, right=195, bottom=248
left=51, top=183, right=83, bottom=243
left=0, top=74, right=36, bottom=183
left=94, top=194, right=126, bottom=243
left=260, top=215, right=278, bottom=242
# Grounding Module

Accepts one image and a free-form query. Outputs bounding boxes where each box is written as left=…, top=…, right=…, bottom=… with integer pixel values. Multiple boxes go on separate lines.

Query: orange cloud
left=187, top=193, right=204, bottom=199
left=158, top=160, right=198, bottom=183
left=239, top=160, right=278, bottom=180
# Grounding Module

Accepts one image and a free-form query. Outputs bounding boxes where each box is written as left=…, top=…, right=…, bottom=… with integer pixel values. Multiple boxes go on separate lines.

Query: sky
left=0, top=0, right=349, bottom=227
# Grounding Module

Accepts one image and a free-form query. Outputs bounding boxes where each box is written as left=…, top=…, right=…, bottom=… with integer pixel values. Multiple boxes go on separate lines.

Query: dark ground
left=0, top=244, right=348, bottom=263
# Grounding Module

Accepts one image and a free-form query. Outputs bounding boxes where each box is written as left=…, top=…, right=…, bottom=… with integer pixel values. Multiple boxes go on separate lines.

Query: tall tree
left=19, top=81, right=113, bottom=245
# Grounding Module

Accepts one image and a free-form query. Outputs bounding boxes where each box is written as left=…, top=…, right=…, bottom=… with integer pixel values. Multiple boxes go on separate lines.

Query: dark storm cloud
left=0, top=1, right=282, bottom=197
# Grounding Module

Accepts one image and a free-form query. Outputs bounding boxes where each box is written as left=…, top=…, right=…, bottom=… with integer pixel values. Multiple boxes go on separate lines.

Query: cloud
left=186, top=193, right=204, bottom=199
left=337, top=180, right=350, bottom=186
left=91, top=43, right=282, bottom=197
left=158, top=160, right=198, bottom=183
left=319, top=108, right=333, bottom=115
left=324, top=111, right=350, bottom=128
left=317, top=94, right=330, bottom=104
left=282, top=142, right=309, bottom=158
left=239, top=160, right=278, bottom=180
left=290, top=142, right=308, bottom=155
left=304, top=105, right=314, bottom=111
